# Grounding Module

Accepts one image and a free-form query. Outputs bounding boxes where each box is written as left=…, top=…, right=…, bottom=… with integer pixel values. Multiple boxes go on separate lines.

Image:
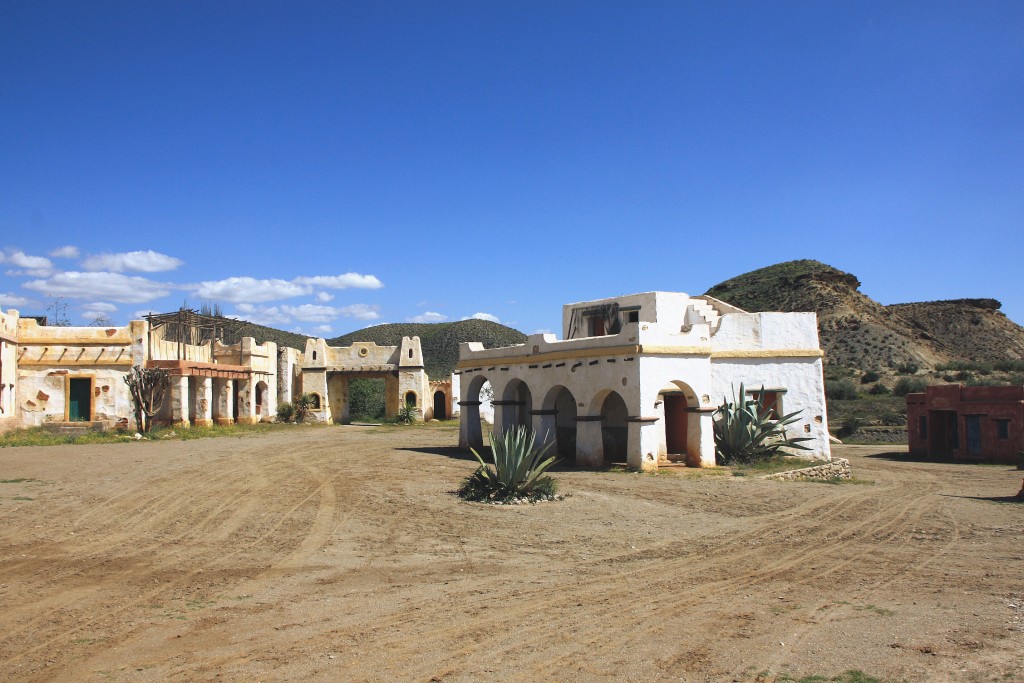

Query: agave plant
left=459, top=426, right=558, bottom=502
left=713, top=383, right=813, bottom=465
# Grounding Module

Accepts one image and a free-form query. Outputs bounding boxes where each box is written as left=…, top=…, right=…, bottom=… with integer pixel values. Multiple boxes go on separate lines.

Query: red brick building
left=906, top=384, right=1023, bottom=464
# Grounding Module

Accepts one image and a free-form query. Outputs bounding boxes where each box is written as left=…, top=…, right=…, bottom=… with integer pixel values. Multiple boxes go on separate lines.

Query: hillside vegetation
left=706, top=259, right=1024, bottom=370
left=329, top=319, right=527, bottom=379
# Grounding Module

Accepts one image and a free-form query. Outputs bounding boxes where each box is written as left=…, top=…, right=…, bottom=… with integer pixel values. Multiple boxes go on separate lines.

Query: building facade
left=457, top=292, right=831, bottom=471
left=906, top=384, right=1023, bottom=464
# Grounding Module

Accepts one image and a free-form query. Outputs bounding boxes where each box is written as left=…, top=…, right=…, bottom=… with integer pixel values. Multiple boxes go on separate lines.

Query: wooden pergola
left=146, top=309, right=253, bottom=361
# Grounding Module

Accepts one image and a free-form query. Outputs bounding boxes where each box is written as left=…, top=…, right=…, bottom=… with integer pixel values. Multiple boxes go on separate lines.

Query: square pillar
left=214, top=378, right=234, bottom=425
left=532, top=410, right=557, bottom=453
left=628, top=418, right=661, bottom=471
left=236, top=377, right=257, bottom=425
left=193, top=377, right=213, bottom=427
left=170, top=375, right=190, bottom=427
left=458, top=400, right=484, bottom=451
left=575, top=417, right=604, bottom=468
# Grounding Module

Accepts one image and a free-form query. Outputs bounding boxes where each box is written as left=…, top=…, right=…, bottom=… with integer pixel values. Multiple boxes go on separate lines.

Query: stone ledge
left=762, top=458, right=850, bottom=481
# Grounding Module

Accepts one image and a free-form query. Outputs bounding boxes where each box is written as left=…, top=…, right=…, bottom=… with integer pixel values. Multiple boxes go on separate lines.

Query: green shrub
left=394, top=403, right=417, bottom=425
left=994, top=360, right=1024, bottom=373
left=837, top=416, right=864, bottom=438
left=893, top=377, right=927, bottom=396
left=293, top=393, right=316, bottom=422
left=349, top=378, right=386, bottom=421
left=713, top=383, right=812, bottom=465
left=276, top=401, right=295, bottom=423
left=860, top=371, right=880, bottom=384
left=825, top=380, right=859, bottom=401
left=867, top=383, right=890, bottom=395
left=458, top=427, right=558, bottom=503
left=895, top=362, right=919, bottom=375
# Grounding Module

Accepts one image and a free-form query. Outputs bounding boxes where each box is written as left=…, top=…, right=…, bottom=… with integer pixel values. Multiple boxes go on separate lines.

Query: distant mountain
left=705, top=260, right=1024, bottom=369
left=329, top=319, right=528, bottom=379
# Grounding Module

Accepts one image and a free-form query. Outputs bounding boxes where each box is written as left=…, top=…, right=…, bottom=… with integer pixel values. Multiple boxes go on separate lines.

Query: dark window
left=627, top=311, right=639, bottom=323
left=965, top=415, right=981, bottom=454
left=749, top=390, right=781, bottom=420
left=996, top=419, right=1010, bottom=440
left=919, top=415, right=927, bottom=440
left=405, top=391, right=417, bottom=407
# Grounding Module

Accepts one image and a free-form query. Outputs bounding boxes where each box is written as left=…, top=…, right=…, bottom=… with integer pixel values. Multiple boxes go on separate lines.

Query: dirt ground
left=0, top=425, right=1021, bottom=683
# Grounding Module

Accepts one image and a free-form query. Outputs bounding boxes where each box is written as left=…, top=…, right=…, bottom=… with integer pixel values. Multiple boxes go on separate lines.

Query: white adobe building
left=457, top=292, right=831, bottom=471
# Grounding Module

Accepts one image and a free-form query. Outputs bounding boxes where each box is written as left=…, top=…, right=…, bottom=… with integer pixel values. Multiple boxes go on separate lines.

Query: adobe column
left=170, top=375, right=190, bottom=427
left=194, top=376, right=213, bottom=427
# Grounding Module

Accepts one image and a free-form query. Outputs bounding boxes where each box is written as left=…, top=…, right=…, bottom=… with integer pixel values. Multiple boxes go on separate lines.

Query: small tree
left=713, top=383, right=813, bottom=465
left=123, top=366, right=170, bottom=433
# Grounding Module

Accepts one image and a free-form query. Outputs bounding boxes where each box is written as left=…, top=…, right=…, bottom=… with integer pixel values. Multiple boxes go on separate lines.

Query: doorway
left=68, top=377, right=92, bottom=422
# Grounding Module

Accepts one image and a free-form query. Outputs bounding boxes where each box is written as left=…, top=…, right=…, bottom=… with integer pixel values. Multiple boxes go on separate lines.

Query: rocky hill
left=705, top=260, right=1024, bottom=369
left=329, top=319, right=527, bottom=380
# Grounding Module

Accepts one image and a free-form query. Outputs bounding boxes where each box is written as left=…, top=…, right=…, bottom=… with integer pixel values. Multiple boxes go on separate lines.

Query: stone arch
left=542, top=384, right=577, bottom=459
left=500, top=378, right=533, bottom=433
left=459, top=374, right=493, bottom=451
left=597, top=390, right=629, bottom=465
left=658, top=380, right=702, bottom=466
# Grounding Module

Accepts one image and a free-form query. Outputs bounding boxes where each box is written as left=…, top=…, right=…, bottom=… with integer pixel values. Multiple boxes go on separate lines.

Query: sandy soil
left=0, top=424, right=1021, bottom=682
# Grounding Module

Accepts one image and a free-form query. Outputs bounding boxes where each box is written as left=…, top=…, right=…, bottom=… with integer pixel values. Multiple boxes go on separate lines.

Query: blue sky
left=2, top=1, right=1022, bottom=336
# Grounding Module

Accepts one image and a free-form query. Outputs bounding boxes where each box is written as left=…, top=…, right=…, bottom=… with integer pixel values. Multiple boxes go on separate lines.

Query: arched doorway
left=664, top=394, right=688, bottom=457
left=659, top=381, right=701, bottom=465
left=433, top=390, right=447, bottom=420
left=600, top=391, right=628, bottom=465
left=502, top=379, right=533, bottom=432
left=255, top=381, right=269, bottom=418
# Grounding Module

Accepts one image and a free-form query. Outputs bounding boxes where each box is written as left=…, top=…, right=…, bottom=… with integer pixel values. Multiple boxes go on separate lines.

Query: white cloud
left=228, top=306, right=292, bottom=327
left=23, top=272, right=172, bottom=303
left=465, top=312, right=501, bottom=323
left=0, top=292, right=33, bottom=308
left=49, top=245, right=80, bottom=259
left=192, top=277, right=308, bottom=303
left=533, top=328, right=553, bottom=335
left=316, top=291, right=334, bottom=302
left=280, top=304, right=338, bottom=323
left=293, top=273, right=383, bottom=290
left=134, top=308, right=159, bottom=318
left=82, top=250, right=184, bottom=273
left=1, top=249, right=54, bottom=276
left=314, top=324, right=333, bottom=334
left=338, top=304, right=380, bottom=320
left=408, top=311, right=448, bottom=323
left=83, top=301, right=118, bottom=313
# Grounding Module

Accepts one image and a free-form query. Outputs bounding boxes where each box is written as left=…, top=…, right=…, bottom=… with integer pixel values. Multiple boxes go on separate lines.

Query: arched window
left=309, top=393, right=322, bottom=409
left=405, top=391, right=417, bottom=407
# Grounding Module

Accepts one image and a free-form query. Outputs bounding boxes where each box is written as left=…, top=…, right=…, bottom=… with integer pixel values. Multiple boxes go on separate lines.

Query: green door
left=68, top=378, right=91, bottom=422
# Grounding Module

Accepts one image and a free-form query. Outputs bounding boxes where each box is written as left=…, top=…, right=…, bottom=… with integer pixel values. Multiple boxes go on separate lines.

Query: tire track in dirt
left=0, top=437, right=352, bottom=679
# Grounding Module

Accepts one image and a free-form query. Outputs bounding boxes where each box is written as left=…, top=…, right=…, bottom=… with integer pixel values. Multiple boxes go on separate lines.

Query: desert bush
left=994, top=360, right=1024, bottom=373
left=893, top=377, right=928, bottom=397
left=837, top=416, right=864, bottom=438
left=895, top=362, right=919, bottom=375
left=713, top=384, right=812, bottom=465
left=825, top=380, right=859, bottom=401
left=392, top=403, right=417, bottom=425
left=293, top=393, right=316, bottom=423
left=860, top=371, right=881, bottom=384
left=458, top=427, right=558, bottom=503
left=868, top=383, right=891, bottom=395
left=276, top=401, right=295, bottom=423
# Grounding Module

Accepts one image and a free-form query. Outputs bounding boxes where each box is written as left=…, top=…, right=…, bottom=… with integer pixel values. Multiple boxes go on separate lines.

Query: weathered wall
left=0, top=310, right=20, bottom=433
left=14, top=318, right=144, bottom=427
